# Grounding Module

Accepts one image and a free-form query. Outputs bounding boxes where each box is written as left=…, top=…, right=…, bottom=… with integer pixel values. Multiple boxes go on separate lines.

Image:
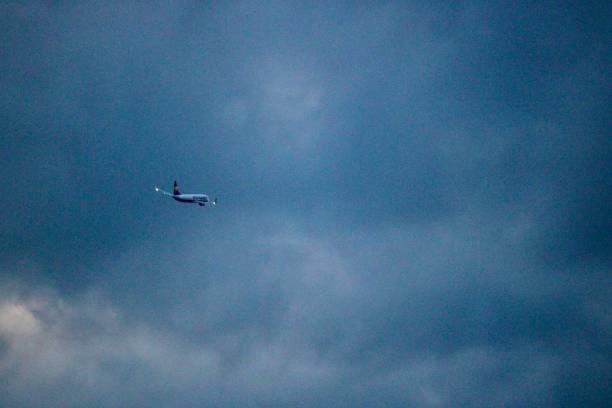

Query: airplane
left=155, top=181, right=217, bottom=207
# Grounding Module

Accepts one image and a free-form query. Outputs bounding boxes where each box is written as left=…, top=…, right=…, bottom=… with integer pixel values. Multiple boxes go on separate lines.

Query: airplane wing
left=155, top=186, right=173, bottom=196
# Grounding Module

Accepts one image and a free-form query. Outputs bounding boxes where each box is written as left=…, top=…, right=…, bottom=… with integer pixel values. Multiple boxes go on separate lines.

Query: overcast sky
left=1, top=1, right=610, bottom=407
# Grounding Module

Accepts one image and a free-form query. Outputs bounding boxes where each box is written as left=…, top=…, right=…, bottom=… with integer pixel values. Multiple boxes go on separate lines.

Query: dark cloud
left=1, top=1, right=610, bottom=406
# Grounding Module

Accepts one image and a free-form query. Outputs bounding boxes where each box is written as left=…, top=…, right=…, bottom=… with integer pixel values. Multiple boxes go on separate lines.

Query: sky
left=0, top=1, right=610, bottom=406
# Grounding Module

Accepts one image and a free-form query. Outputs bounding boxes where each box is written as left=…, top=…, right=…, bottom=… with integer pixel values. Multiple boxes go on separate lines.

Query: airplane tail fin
left=173, top=181, right=180, bottom=195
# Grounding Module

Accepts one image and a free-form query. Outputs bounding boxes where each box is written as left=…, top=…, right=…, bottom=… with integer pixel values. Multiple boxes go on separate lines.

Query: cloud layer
left=1, top=1, right=610, bottom=406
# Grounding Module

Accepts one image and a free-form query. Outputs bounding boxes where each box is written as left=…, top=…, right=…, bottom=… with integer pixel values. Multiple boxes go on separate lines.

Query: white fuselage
left=172, top=194, right=209, bottom=204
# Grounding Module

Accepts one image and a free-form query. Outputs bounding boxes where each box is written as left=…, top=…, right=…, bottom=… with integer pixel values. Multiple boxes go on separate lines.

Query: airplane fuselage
left=172, top=194, right=210, bottom=205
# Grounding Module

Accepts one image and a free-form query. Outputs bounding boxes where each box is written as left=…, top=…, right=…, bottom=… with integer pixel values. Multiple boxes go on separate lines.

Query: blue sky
left=1, top=1, right=610, bottom=406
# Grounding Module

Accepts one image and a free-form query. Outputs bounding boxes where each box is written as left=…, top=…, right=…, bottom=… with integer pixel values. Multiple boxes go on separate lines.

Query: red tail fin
left=173, top=181, right=180, bottom=195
